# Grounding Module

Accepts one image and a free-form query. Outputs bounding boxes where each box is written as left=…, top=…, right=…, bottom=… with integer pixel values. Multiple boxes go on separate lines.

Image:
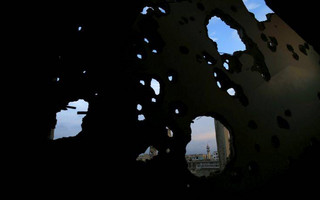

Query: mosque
left=186, top=144, right=220, bottom=177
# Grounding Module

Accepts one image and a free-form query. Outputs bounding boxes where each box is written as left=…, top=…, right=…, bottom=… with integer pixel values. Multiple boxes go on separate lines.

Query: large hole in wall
left=242, top=0, right=274, bottom=22
left=51, top=99, right=88, bottom=140
left=207, top=16, right=246, bottom=55
left=186, top=116, right=232, bottom=177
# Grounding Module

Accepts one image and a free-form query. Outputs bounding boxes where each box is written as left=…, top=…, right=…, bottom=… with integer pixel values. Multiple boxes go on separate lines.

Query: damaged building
left=10, top=0, right=320, bottom=198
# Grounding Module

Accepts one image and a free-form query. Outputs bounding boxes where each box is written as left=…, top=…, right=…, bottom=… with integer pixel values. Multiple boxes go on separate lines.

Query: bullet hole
left=299, top=44, right=308, bottom=55
left=151, top=78, right=160, bottom=95
left=271, top=135, right=280, bottom=148
left=304, top=42, right=310, bottom=50
left=202, top=51, right=217, bottom=65
left=248, top=120, right=258, bottom=129
left=150, top=78, right=160, bottom=95
left=167, top=127, right=173, bottom=137
left=277, top=116, right=290, bottom=129
left=216, top=81, right=222, bottom=88
left=138, top=114, right=146, bottom=121
left=141, top=6, right=154, bottom=15
left=286, top=44, right=300, bottom=60
left=158, top=7, right=166, bottom=14
left=137, top=54, right=143, bottom=59
left=223, top=62, right=229, bottom=70
left=213, top=68, right=249, bottom=106
left=78, top=26, right=82, bottom=31
left=287, top=44, right=294, bottom=52
left=179, top=46, right=189, bottom=54
left=170, top=102, right=187, bottom=117
left=292, top=52, right=299, bottom=61
left=196, top=3, right=205, bottom=11
left=152, top=49, right=158, bottom=54
left=190, top=16, right=195, bottom=21
left=267, top=36, right=278, bottom=52
left=166, top=148, right=171, bottom=153
left=137, top=104, right=142, bottom=111
left=284, top=109, right=292, bottom=117
left=227, top=88, right=236, bottom=96
left=317, top=92, right=320, bottom=100
left=144, top=38, right=150, bottom=43
left=151, top=98, right=156, bottom=103
left=167, top=70, right=177, bottom=83
left=140, top=80, right=145, bottom=85
left=221, top=55, right=242, bottom=73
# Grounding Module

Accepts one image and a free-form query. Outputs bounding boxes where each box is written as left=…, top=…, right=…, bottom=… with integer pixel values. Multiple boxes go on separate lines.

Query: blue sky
left=243, top=0, right=273, bottom=22
left=187, top=117, right=217, bottom=154
left=54, top=0, right=273, bottom=154
left=207, top=17, right=246, bottom=54
left=54, top=100, right=88, bottom=140
left=208, top=0, right=273, bottom=55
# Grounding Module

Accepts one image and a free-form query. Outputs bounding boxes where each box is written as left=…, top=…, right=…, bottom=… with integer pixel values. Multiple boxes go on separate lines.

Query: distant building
left=136, top=153, right=152, bottom=162
left=206, top=144, right=211, bottom=160
left=186, top=146, right=220, bottom=177
left=136, top=146, right=158, bottom=162
left=185, top=154, right=207, bottom=161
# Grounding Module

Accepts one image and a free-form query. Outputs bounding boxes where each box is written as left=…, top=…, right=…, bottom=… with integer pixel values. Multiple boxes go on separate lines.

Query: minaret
left=206, top=144, right=211, bottom=160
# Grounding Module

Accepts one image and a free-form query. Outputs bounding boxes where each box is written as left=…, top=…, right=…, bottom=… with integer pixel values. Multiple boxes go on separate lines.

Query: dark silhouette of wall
left=9, top=0, right=320, bottom=198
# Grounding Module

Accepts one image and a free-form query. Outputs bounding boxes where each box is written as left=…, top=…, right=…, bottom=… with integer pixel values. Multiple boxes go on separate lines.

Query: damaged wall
left=17, top=0, right=320, bottom=198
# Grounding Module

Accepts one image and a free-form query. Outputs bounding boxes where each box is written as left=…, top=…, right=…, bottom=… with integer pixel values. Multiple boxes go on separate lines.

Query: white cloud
left=211, top=37, right=218, bottom=42
left=231, top=30, right=239, bottom=39
left=209, top=32, right=218, bottom=41
left=243, top=0, right=261, bottom=10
